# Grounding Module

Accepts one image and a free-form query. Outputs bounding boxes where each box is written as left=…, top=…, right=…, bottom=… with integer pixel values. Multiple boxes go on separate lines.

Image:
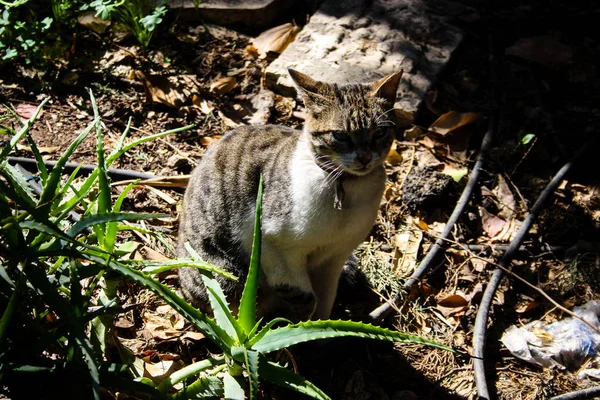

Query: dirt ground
left=1, top=0, right=599, bottom=399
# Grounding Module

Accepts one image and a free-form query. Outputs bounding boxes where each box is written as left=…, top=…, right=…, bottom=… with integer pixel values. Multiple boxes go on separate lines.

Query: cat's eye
left=331, top=131, right=350, bottom=142
left=373, top=128, right=389, bottom=139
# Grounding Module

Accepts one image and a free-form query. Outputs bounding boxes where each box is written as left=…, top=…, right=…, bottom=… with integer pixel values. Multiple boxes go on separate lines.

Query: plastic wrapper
left=501, top=300, right=600, bottom=371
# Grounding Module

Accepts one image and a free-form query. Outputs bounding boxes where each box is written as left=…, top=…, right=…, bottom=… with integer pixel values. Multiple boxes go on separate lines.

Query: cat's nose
left=357, top=150, right=373, bottom=166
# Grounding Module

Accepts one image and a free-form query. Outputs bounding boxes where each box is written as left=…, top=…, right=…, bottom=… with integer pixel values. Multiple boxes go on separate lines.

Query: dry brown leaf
left=182, top=331, right=206, bottom=341
left=200, top=135, right=221, bottom=147
left=252, top=22, right=300, bottom=59
left=217, top=110, right=242, bottom=128
left=143, top=313, right=183, bottom=341
left=436, top=304, right=469, bottom=318
left=135, top=71, right=188, bottom=108
left=515, top=297, right=539, bottom=313
left=197, top=99, right=214, bottom=114
left=492, top=175, right=516, bottom=220
left=385, top=141, right=403, bottom=166
left=16, top=144, right=59, bottom=154
left=209, top=76, right=237, bottom=95
left=393, top=109, right=414, bottom=129
left=144, top=359, right=182, bottom=384
left=480, top=207, right=507, bottom=238
left=246, top=44, right=259, bottom=58
left=429, top=111, right=482, bottom=136
left=470, top=257, right=487, bottom=273
left=393, top=224, right=423, bottom=276
left=15, top=103, right=41, bottom=120
left=78, top=11, right=111, bottom=34
left=413, top=218, right=429, bottom=232
left=140, top=245, right=169, bottom=261
left=438, top=294, right=469, bottom=308
left=404, top=126, right=424, bottom=141
left=505, top=35, right=573, bottom=69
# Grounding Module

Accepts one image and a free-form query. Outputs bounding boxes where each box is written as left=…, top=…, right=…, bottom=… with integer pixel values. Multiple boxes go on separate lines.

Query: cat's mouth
left=344, top=163, right=376, bottom=176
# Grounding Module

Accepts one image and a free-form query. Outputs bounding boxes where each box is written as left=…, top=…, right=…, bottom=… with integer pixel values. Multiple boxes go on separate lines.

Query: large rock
left=265, top=0, right=464, bottom=114
left=169, top=0, right=299, bottom=32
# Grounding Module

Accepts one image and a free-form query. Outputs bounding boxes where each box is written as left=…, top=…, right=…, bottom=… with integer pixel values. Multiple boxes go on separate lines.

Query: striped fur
left=178, top=69, right=402, bottom=321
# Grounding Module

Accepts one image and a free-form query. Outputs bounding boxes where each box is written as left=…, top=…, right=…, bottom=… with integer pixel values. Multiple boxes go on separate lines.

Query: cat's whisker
left=324, top=167, right=344, bottom=188
left=374, top=107, right=397, bottom=125
left=376, top=119, right=396, bottom=127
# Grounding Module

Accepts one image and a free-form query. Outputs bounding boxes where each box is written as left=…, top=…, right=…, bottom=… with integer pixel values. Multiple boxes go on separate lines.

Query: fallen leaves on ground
left=135, top=71, right=200, bottom=108
left=15, top=103, right=41, bottom=119
left=250, top=22, right=301, bottom=59
left=429, top=111, right=482, bottom=136
left=505, top=35, right=573, bottom=69
left=209, top=76, right=237, bottom=95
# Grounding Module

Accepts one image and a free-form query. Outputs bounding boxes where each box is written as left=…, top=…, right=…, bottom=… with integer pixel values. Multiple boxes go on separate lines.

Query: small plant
left=85, top=0, right=168, bottom=48
left=0, top=1, right=54, bottom=63
left=0, top=95, right=207, bottom=399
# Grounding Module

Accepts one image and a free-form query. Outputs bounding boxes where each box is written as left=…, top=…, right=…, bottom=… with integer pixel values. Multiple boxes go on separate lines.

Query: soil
left=1, top=1, right=599, bottom=399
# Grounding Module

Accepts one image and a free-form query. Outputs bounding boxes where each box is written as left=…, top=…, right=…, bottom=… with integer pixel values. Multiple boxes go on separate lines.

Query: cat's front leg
left=309, top=254, right=349, bottom=320
left=259, top=242, right=316, bottom=321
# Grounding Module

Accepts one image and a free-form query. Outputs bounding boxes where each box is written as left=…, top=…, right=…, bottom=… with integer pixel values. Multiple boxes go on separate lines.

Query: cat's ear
left=370, top=70, right=403, bottom=104
left=288, top=69, right=330, bottom=100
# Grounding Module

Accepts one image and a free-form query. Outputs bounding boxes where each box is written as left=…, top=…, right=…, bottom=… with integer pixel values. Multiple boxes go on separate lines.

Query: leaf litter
left=1, top=5, right=599, bottom=399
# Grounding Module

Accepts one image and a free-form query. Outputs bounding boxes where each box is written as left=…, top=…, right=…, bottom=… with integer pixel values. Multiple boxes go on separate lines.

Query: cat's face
left=290, top=69, right=403, bottom=177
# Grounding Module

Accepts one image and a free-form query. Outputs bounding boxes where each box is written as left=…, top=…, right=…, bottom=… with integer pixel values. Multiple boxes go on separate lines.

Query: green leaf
left=38, top=117, right=97, bottom=209
left=21, top=261, right=101, bottom=400
left=131, top=259, right=237, bottom=280
left=1, top=163, right=37, bottom=208
left=245, top=349, right=259, bottom=400
left=105, top=181, right=136, bottom=252
left=89, top=91, right=111, bottom=248
left=223, top=370, right=245, bottom=400
left=156, top=356, right=225, bottom=393
left=85, top=254, right=234, bottom=353
left=238, top=175, right=262, bottom=334
left=202, top=274, right=244, bottom=343
left=247, top=318, right=291, bottom=347
left=67, top=212, right=166, bottom=237
left=172, top=375, right=223, bottom=399
left=19, top=220, right=95, bottom=251
left=259, top=357, right=330, bottom=400
left=0, top=97, right=49, bottom=160
left=252, top=320, right=454, bottom=354
left=24, top=132, right=48, bottom=183
left=518, top=130, right=536, bottom=146
left=106, top=124, right=194, bottom=167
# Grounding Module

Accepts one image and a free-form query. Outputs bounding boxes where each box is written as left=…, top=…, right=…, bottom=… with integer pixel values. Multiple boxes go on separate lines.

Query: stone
left=168, top=0, right=299, bottom=32
left=402, top=166, right=455, bottom=212
left=265, top=0, right=464, bottom=114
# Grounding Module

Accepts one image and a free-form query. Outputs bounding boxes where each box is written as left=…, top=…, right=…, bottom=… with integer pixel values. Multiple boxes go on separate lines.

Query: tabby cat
left=177, top=69, right=403, bottom=321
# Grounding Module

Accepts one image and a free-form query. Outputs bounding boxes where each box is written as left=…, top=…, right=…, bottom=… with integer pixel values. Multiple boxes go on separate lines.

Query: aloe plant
left=145, top=176, right=454, bottom=400
left=0, top=96, right=211, bottom=399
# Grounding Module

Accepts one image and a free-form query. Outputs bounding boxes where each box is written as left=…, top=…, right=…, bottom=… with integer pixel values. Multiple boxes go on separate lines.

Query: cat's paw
left=274, top=284, right=317, bottom=321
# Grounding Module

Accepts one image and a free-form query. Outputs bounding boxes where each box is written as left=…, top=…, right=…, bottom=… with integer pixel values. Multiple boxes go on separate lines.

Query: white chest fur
left=270, top=137, right=385, bottom=252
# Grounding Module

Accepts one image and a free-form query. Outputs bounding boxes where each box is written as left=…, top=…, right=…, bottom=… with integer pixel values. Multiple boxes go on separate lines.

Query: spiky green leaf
left=223, top=371, right=245, bottom=400
left=202, top=275, right=245, bottom=343
left=259, top=357, right=330, bottom=400
left=238, top=175, right=262, bottom=334
left=252, top=320, right=454, bottom=354
left=0, top=97, right=49, bottom=161
left=67, top=212, right=166, bottom=237
left=156, top=356, right=225, bottom=393
left=38, top=117, right=97, bottom=208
